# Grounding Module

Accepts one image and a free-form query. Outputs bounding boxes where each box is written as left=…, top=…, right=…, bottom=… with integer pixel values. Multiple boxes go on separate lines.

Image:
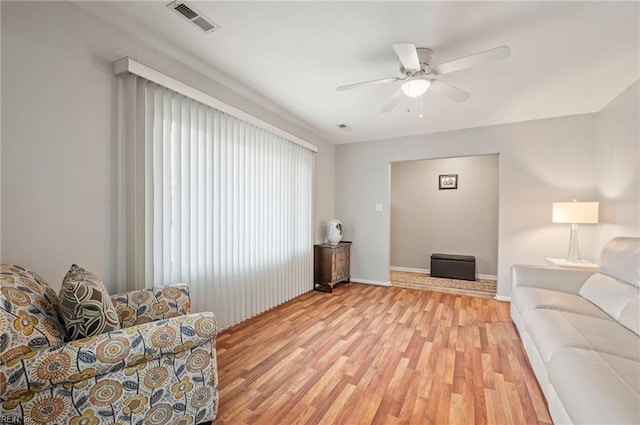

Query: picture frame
left=439, top=174, right=458, bottom=190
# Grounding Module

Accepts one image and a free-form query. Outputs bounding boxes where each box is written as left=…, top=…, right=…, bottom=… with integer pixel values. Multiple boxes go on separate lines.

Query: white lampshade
left=401, top=79, right=430, bottom=98
left=552, top=201, right=599, bottom=224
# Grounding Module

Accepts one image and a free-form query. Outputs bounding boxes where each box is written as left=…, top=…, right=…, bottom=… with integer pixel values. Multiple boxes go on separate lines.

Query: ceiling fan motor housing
left=400, top=48, right=434, bottom=76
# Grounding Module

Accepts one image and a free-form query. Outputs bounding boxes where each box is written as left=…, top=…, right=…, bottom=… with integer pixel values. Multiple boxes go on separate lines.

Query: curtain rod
left=113, top=57, right=318, bottom=153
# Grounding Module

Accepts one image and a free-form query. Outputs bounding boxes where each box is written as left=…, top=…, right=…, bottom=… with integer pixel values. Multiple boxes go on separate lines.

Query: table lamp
left=552, top=200, right=599, bottom=263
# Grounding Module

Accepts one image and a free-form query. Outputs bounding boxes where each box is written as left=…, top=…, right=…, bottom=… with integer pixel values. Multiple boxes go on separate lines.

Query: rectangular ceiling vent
left=167, top=1, right=220, bottom=34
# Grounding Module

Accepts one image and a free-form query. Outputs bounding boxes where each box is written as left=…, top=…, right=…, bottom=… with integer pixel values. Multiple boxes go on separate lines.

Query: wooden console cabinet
left=314, top=241, right=351, bottom=292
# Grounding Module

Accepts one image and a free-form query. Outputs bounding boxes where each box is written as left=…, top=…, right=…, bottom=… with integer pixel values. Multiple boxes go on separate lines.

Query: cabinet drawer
left=335, top=252, right=347, bottom=268
left=332, top=267, right=347, bottom=281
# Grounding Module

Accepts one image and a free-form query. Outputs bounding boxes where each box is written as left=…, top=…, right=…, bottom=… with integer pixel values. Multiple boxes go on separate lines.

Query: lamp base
left=567, top=223, right=581, bottom=263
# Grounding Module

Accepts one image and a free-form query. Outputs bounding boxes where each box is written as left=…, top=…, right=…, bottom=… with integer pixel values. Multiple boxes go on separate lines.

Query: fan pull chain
left=419, top=96, right=424, bottom=118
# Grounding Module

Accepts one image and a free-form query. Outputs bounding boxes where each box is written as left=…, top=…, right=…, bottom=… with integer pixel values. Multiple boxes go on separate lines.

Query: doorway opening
left=389, top=154, right=499, bottom=297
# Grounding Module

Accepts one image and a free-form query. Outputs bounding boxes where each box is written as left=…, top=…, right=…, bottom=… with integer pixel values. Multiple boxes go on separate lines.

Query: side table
left=545, top=257, right=599, bottom=271
left=314, top=241, right=352, bottom=292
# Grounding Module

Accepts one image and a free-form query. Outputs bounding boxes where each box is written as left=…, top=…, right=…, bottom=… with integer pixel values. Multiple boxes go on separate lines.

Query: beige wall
left=390, top=154, right=499, bottom=276
left=1, top=1, right=334, bottom=290
left=595, top=80, right=640, bottom=250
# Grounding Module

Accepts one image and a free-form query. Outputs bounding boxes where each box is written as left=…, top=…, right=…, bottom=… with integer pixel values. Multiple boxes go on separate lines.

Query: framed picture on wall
left=439, top=174, right=458, bottom=190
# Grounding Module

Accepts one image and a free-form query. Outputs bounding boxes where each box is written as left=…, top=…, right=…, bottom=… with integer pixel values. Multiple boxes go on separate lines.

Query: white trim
left=494, top=295, right=511, bottom=302
left=390, top=266, right=429, bottom=273
left=351, top=278, right=391, bottom=287
left=389, top=266, right=497, bottom=281
left=113, top=57, right=318, bottom=153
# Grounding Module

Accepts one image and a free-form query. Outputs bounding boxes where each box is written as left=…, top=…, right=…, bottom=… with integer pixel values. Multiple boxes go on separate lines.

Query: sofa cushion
left=0, top=264, right=68, bottom=364
left=58, top=264, right=120, bottom=340
left=511, top=286, right=611, bottom=320
left=524, top=309, right=640, bottom=364
left=599, top=236, right=640, bottom=287
left=548, top=347, right=640, bottom=425
left=579, top=272, right=638, bottom=321
left=619, top=293, right=640, bottom=336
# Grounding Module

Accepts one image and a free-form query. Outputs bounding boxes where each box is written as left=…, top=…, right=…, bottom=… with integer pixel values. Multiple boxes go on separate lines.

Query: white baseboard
left=389, top=266, right=497, bottom=281
left=390, top=266, right=430, bottom=273
left=494, top=295, right=511, bottom=302
left=350, top=278, right=391, bottom=287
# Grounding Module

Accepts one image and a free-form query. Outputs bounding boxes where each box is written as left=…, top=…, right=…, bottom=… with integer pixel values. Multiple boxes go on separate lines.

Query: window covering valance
left=113, top=57, right=318, bottom=153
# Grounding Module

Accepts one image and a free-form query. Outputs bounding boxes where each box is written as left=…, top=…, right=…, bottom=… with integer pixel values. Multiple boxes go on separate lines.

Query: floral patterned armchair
left=0, top=264, right=218, bottom=425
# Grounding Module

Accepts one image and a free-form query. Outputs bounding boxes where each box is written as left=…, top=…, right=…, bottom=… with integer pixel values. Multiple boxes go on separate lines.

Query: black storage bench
left=430, top=253, right=476, bottom=281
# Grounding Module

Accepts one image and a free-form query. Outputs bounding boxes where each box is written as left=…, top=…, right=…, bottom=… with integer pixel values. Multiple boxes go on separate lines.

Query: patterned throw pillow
left=0, top=264, right=69, bottom=364
left=58, top=264, right=120, bottom=340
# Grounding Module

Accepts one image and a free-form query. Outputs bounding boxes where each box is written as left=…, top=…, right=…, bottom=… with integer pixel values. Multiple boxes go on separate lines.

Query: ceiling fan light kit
left=401, top=79, right=430, bottom=98
left=337, top=43, right=511, bottom=114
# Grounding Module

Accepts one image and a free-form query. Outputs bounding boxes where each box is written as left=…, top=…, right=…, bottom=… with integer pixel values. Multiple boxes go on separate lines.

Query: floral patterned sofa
left=0, top=264, right=218, bottom=425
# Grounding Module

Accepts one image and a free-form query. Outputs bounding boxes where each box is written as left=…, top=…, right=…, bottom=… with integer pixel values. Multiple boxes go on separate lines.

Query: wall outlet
left=375, top=203, right=383, bottom=212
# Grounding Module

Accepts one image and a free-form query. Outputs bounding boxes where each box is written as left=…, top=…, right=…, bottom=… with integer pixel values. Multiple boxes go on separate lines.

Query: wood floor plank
left=485, top=387, right=508, bottom=425
left=450, top=389, right=474, bottom=425
left=212, top=283, right=551, bottom=424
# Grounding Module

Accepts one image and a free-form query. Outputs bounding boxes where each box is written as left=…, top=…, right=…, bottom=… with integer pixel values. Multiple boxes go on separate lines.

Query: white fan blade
left=381, top=88, right=404, bottom=113
left=429, top=79, right=471, bottom=103
left=435, top=46, right=511, bottom=75
left=393, top=43, right=421, bottom=71
left=336, top=77, right=398, bottom=91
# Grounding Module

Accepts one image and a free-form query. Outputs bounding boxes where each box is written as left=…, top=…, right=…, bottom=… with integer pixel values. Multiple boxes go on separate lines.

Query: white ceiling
left=80, top=1, right=639, bottom=144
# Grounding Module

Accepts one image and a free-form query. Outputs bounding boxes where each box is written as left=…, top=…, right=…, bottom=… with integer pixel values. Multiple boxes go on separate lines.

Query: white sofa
left=511, top=237, right=640, bottom=425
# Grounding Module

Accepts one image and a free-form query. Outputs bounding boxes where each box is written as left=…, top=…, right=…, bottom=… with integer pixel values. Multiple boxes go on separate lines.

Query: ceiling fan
left=336, top=43, right=511, bottom=113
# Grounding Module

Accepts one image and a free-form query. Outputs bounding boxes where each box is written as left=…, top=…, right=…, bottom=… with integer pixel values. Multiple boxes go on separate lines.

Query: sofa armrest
left=0, top=311, right=217, bottom=400
left=511, top=265, right=597, bottom=294
left=111, top=283, right=191, bottom=328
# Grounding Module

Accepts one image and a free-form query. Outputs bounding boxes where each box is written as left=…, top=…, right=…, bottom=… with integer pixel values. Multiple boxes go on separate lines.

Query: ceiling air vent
left=167, top=1, right=220, bottom=34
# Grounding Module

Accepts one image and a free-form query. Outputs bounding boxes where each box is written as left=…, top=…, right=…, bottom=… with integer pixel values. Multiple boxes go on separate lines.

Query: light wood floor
left=212, top=283, right=552, bottom=425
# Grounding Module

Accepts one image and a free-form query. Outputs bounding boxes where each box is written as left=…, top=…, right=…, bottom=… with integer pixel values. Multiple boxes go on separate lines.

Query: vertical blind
left=137, top=80, right=313, bottom=329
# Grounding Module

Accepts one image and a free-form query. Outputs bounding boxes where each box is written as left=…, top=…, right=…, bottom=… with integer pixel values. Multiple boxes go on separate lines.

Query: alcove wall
left=390, top=154, right=499, bottom=277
